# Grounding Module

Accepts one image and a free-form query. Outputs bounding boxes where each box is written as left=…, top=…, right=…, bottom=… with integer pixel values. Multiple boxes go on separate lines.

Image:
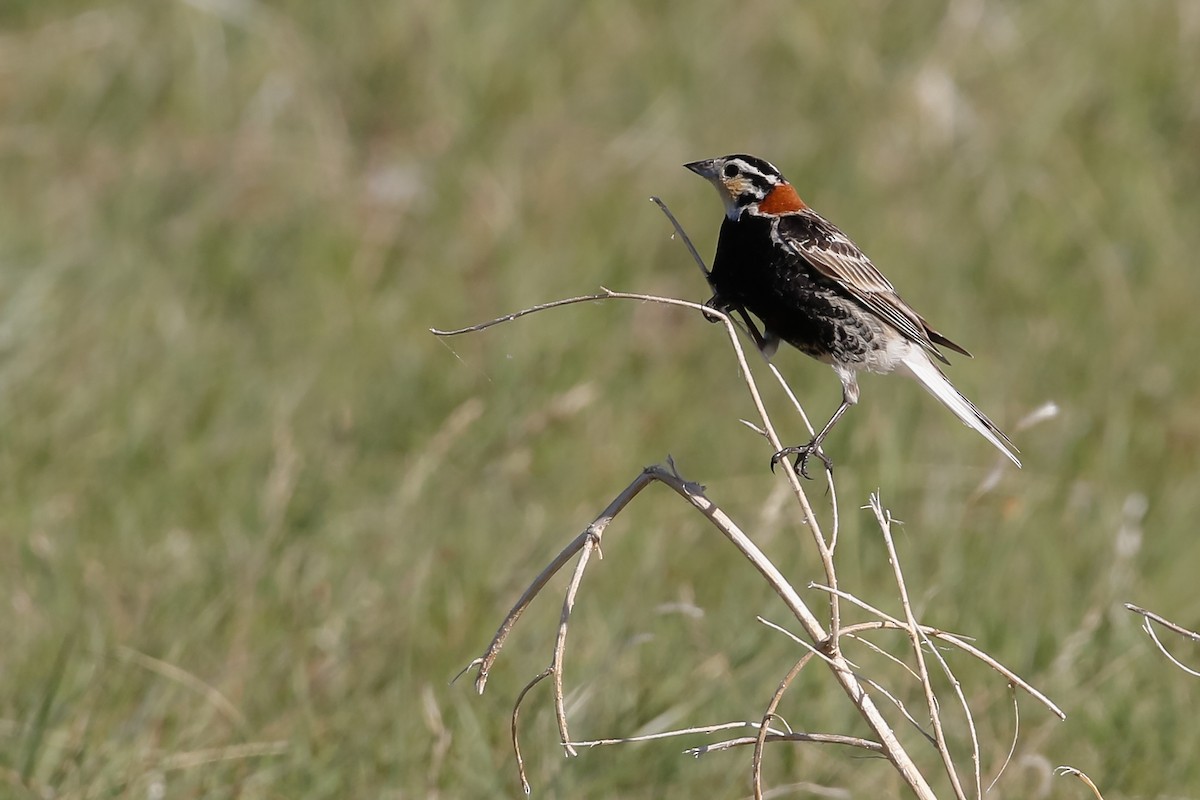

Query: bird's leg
left=770, top=402, right=847, bottom=479
left=771, top=371, right=859, bottom=479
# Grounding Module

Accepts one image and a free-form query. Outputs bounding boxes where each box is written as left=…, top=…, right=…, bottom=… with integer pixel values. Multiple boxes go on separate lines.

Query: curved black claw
left=770, top=443, right=833, bottom=480
left=702, top=295, right=729, bottom=324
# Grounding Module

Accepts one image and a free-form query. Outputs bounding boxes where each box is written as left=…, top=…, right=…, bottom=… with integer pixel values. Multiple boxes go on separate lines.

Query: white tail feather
left=899, top=350, right=1021, bottom=468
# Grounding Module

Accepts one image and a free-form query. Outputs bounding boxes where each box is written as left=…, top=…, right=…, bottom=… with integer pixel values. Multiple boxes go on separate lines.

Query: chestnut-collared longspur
left=685, top=153, right=1020, bottom=477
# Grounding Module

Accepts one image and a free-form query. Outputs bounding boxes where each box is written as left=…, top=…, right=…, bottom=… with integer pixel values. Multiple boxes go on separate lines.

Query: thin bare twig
left=1126, top=604, right=1200, bottom=640
left=765, top=360, right=842, bottom=632
left=869, top=493, right=967, bottom=800
left=553, top=527, right=601, bottom=756
left=1128, top=606, right=1200, bottom=676
left=649, top=197, right=843, bottom=645
left=512, top=668, right=553, bottom=795
left=648, top=466, right=936, bottom=795
left=752, top=651, right=817, bottom=798
left=921, top=619, right=982, bottom=799
left=855, top=674, right=937, bottom=745
left=756, top=617, right=856, bottom=671
left=431, top=292, right=611, bottom=336
left=571, top=720, right=787, bottom=749
left=688, top=732, right=885, bottom=756
left=650, top=196, right=710, bottom=279
left=843, top=632, right=922, bottom=683
left=986, top=685, right=1020, bottom=794
left=1126, top=604, right=1200, bottom=677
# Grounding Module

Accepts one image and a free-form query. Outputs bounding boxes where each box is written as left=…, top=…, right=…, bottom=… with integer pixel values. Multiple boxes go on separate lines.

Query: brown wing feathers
left=773, top=212, right=968, bottom=364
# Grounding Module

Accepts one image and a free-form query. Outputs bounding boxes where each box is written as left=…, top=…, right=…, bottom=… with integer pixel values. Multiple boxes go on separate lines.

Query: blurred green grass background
left=2, top=1, right=1199, bottom=797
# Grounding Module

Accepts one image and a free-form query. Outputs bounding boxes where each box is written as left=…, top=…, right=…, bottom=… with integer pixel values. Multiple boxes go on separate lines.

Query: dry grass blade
left=1055, top=765, right=1108, bottom=799
left=116, top=646, right=247, bottom=732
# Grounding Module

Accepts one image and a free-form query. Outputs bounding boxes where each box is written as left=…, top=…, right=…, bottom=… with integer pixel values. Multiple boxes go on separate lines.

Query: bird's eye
left=723, top=163, right=740, bottom=179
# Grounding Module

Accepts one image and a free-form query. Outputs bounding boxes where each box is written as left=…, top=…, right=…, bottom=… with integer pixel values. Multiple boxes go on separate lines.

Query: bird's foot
left=702, top=294, right=732, bottom=323
left=770, top=442, right=833, bottom=480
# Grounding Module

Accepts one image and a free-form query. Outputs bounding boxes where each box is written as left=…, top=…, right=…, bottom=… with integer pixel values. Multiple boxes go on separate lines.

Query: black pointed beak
left=684, top=159, right=719, bottom=179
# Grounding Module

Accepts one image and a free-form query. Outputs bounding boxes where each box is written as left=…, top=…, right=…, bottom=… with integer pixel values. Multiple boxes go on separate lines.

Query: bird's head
left=684, top=154, right=806, bottom=220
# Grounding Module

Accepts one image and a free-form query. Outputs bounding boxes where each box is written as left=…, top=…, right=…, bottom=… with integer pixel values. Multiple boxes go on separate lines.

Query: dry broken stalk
left=448, top=458, right=940, bottom=797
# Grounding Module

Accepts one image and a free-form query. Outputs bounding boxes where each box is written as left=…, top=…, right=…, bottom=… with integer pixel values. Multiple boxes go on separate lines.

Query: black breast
left=707, top=214, right=877, bottom=364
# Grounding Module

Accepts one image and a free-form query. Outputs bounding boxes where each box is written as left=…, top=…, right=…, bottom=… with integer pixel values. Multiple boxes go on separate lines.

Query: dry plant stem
left=845, top=632, right=923, bottom=682
left=757, top=617, right=856, bottom=671
left=1126, top=604, right=1200, bottom=676
left=986, top=686, right=1020, bottom=794
left=857, top=675, right=937, bottom=745
left=659, top=467, right=937, bottom=797
left=553, top=527, right=602, bottom=756
left=1143, top=625, right=1200, bottom=677
left=438, top=292, right=934, bottom=797
left=571, top=720, right=789, bottom=748
left=766, top=361, right=840, bottom=553
left=455, top=462, right=937, bottom=798
left=571, top=721, right=880, bottom=758
left=1125, top=604, right=1200, bottom=641
left=752, top=651, right=816, bottom=798
left=866, top=527, right=984, bottom=797
left=921, top=623, right=982, bottom=799
left=460, top=463, right=656, bottom=695
left=650, top=196, right=710, bottom=280
left=811, top=585, right=1066, bottom=719
left=1133, top=618, right=1200, bottom=678
left=766, top=619, right=937, bottom=745
left=1055, top=766, right=1108, bottom=800
left=691, top=732, right=885, bottom=756
left=870, top=494, right=968, bottom=800
left=650, top=197, right=843, bottom=640
left=511, top=668, right=553, bottom=795
left=435, top=289, right=842, bottom=641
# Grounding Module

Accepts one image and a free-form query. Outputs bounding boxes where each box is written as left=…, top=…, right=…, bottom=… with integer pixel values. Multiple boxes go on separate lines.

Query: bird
left=684, top=153, right=1020, bottom=478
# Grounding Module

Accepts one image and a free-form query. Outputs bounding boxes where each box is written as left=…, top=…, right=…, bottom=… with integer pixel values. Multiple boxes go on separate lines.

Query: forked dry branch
left=434, top=202, right=1063, bottom=798
left=1125, top=604, right=1200, bottom=678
